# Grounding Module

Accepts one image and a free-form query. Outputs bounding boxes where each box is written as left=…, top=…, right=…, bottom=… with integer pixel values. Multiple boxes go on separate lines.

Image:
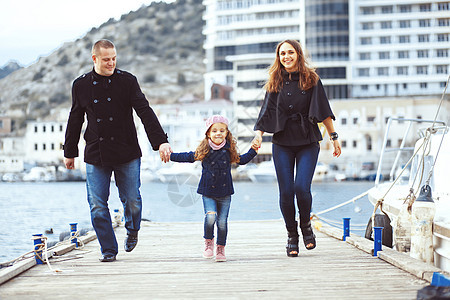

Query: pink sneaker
left=203, top=239, right=214, bottom=258
left=215, top=245, right=226, bottom=262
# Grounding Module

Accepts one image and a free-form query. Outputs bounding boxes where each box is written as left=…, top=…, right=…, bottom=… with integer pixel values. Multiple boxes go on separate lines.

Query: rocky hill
left=0, top=0, right=205, bottom=133
left=0, top=61, right=22, bottom=80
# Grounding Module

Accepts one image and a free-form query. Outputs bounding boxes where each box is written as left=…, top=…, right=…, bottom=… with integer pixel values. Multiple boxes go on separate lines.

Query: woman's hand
left=332, top=139, right=341, bottom=157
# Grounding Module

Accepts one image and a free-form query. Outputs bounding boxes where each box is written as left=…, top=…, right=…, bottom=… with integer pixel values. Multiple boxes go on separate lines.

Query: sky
left=0, top=0, right=157, bottom=67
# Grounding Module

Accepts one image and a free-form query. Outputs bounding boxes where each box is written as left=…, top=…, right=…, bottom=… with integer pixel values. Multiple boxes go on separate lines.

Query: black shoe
left=124, top=234, right=138, bottom=252
left=99, top=254, right=116, bottom=262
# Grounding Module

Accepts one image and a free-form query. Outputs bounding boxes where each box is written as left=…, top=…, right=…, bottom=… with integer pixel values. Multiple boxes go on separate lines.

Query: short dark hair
left=92, top=39, right=115, bottom=55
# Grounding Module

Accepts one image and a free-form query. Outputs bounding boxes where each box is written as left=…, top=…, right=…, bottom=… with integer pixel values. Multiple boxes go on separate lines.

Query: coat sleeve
left=63, top=82, right=85, bottom=158
left=170, top=151, right=196, bottom=163
left=130, top=76, right=169, bottom=150
left=238, top=148, right=257, bottom=165
left=254, top=91, right=282, bottom=133
left=308, top=79, right=335, bottom=124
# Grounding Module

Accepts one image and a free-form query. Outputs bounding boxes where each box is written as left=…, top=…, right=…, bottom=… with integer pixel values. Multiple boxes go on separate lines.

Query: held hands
left=251, top=131, right=263, bottom=150
left=159, top=143, right=173, bottom=163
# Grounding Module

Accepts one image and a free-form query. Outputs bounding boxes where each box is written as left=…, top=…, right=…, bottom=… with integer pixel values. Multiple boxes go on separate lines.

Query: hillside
left=0, top=0, right=205, bottom=133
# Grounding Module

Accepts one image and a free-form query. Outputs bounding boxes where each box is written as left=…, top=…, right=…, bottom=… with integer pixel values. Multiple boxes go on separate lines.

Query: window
left=342, top=140, right=347, bottom=148
left=416, top=66, right=428, bottom=74
left=381, top=21, right=392, bottom=29
left=34, top=126, right=38, bottom=133
left=362, top=7, right=375, bottom=14
left=43, top=144, right=46, bottom=150
left=51, top=125, right=54, bottom=132
left=51, top=143, right=55, bottom=150
left=42, top=126, right=46, bottom=133
left=361, top=85, right=369, bottom=90
left=386, top=139, right=392, bottom=147
left=441, top=82, right=448, bottom=88
left=367, top=116, right=375, bottom=122
left=34, top=144, right=38, bottom=151
left=377, top=67, right=389, bottom=76
left=420, top=4, right=431, bottom=11
left=438, top=18, right=450, bottom=26
left=59, top=125, right=63, bottom=132
left=437, top=49, right=449, bottom=57
left=399, top=5, right=411, bottom=13
left=361, top=37, right=372, bottom=45
left=0, top=120, right=3, bottom=129
left=381, top=6, right=393, bottom=13
left=418, top=34, right=430, bottom=43
left=438, top=2, right=449, bottom=10
left=362, top=22, right=374, bottom=30
left=358, top=68, right=370, bottom=77
left=380, top=36, right=391, bottom=44
left=378, top=52, right=390, bottom=59
left=359, top=52, right=371, bottom=60
left=417, top=50, right=429, bottom=58
left=399, top=20, right=411, bottom=28
left=403, top=83, right=408, bottom=89
left=438, top=33, right=449, bottom=42
left=353, top=141, right=358, bottom=148
left=420, top=82, right=428, bottom=89
left=419, top=19, right=431, bottom=27
left=341, top=118, right=347, bottom=125
left=353, top=118, right=358, bottom=124
left=397, top=66, right=408, bottom=75
left=398, top=51, right=409, bottom=58
left=436, top=65, right=448, bottom=74
left=399, top=35, right=410, bottom=43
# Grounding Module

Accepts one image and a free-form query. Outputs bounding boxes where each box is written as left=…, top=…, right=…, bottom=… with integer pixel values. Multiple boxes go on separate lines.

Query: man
left=64, top=39, right=172, bottom=262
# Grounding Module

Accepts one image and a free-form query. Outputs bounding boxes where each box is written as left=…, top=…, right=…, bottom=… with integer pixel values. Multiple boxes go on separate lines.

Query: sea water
left=0, top=180, right=373, bottom=263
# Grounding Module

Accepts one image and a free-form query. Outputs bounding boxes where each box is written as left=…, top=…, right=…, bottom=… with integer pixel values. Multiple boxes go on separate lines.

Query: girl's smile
left=208, top=123, right=228, bottom=145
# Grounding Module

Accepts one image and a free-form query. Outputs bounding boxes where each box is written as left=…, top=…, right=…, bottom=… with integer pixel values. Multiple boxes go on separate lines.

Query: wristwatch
left=330, top=132, right=338, bottom=141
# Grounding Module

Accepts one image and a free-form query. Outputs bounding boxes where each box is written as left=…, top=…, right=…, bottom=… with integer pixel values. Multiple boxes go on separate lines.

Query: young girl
left=170, top=115, right=258, bottom=262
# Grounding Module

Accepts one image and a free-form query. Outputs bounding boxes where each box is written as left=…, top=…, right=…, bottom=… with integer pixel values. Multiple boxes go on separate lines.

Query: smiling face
left=92, top=46, right=116, bottom=76
left=279, top=42, right=298, bottom=72
left=207, top=123, right=228, bottom=145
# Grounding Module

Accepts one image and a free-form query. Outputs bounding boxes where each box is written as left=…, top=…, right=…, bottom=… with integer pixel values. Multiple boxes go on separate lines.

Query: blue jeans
left=272, top=143, right=319, bottom=232
left=86, top=158, right=142, bottom=255
left=202, top=195, right=231, bottom=246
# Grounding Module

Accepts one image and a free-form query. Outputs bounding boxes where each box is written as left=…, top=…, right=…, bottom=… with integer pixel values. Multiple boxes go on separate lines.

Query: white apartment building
left=202, top=0, right=450, bottom=166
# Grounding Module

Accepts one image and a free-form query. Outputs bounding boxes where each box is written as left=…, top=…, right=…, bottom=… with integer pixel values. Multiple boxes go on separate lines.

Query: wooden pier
left=0, top=219, right=429, bottom=299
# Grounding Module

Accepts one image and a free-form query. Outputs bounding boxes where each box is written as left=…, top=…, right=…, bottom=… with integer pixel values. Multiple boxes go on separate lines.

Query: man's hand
left=159, top=143, right=172, bottom=163
left=64, top=158, right=75, bottom=169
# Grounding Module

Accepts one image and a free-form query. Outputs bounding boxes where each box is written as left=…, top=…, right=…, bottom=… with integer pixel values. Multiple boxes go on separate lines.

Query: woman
left=252, top=40, right=341, bottom=257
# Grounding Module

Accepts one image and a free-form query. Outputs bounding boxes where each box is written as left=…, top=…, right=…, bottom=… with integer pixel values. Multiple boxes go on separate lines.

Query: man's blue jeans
left=202, top=195, right=231, bottom=246
left=86, top=158, right=142, bottom=255
left=272, top=143, right=319, bottom=232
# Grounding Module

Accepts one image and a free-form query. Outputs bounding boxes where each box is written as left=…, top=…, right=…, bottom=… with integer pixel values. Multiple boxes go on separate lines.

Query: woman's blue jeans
left=272, top=143, right=319, bottom=232
left=86, top=158, right=142, bottom=255
left=202, top=195, right=231, bottom=246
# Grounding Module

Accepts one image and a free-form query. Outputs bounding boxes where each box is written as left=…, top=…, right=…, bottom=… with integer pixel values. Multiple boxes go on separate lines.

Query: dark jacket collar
left=91, top=68, right=116, bottom=80
left=281, top=69, right=300, bottom=81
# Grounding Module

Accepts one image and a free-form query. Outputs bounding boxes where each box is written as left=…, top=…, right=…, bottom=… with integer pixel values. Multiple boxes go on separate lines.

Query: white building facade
left=202, top=0, right=450, bottom=166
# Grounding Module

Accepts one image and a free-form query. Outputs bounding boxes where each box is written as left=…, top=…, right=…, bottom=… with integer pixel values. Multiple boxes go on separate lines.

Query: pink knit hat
left=205, top=115, right=229, bottom=132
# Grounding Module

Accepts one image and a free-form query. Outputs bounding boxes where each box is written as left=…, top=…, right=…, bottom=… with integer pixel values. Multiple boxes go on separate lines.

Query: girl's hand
left=332, top=140, right=341, bottom=157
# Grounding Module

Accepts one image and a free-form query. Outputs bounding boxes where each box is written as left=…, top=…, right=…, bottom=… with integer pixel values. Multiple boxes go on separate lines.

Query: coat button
left=97, top=118, right=101, bottom=122
left=107, top=97, right=112, bottom=102
left=302, top=91, right=306, bottom=94
left=93, top=99, right=98, bottom=103
left=223, top=184, right=226, bottom=187
left=93, top=81, right=98, bottom=85
left=110, top=137, right=114, bottom=141
left=108, top=79, right=111, bottom=84
left=289, top=105, right=293, bottom=109
left=211, top=162, right=215, bottom=164
left=212, top=185, right=215, bottom=188
left=286, top=81, right=290, bottom=85
left=109, top=117, right=113, bottom=121
left=287, top=92, right=291, bottom=96
left=99, top=137, right=104, bottom=141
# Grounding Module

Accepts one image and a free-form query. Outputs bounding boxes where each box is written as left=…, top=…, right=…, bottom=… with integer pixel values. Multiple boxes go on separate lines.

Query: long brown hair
left=194, top=128, right=240, bottom=163
left=264, top=39, right=319, bottom=93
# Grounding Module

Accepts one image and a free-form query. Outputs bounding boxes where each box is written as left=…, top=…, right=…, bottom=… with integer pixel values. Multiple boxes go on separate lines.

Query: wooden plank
left=0, top=220, right=428, bottom=299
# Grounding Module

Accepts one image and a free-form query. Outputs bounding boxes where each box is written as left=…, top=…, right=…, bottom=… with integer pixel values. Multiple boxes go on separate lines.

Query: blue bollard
left=373, top=226, right=383, bottom=256
left=33, top=234, right=44, bottom=264
left=343, top=218, right=350, bottom=241
left=70, top=223, right=78, bottom=247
